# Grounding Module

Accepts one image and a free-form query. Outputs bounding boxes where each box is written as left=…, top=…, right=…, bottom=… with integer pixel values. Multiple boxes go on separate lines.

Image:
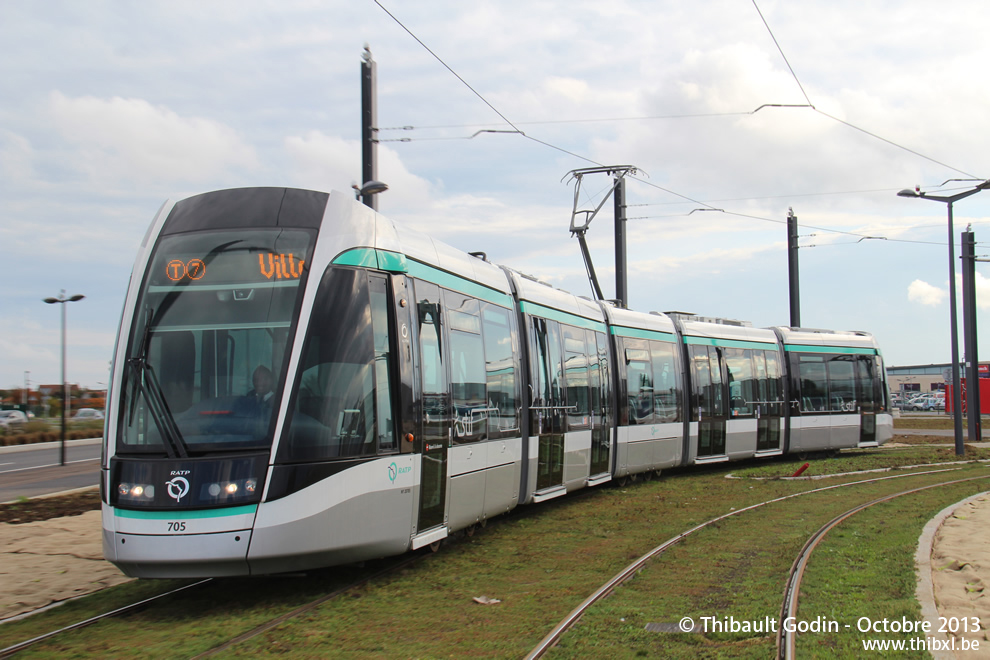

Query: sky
left=3, top=0, right=990, bottom=391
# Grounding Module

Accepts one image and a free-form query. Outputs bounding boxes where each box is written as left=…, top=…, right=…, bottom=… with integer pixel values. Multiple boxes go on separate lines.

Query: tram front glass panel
left=113, top=229, right=312, bottom=508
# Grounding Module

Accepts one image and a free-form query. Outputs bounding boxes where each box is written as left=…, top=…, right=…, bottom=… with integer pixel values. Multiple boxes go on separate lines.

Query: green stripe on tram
left=611, top=326, right=677, bottom=342
left=519, top=301, right=607, bottom=333
left=115, top=505, right=258, bottom=520
left=683, top=336, right=777, bottom=351
left=332, top=248, right=513, bottom=308
left=785, top=344, right=878, bottom=356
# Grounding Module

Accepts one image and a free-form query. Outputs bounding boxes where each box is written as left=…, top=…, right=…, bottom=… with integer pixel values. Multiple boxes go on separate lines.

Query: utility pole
left=961, top=228, right=981, bottom=443
left=787, top=208, right=801, bottom=328
left=361, top=45, right=379, bottom=210
left=613, top=174, right=628, bottom=308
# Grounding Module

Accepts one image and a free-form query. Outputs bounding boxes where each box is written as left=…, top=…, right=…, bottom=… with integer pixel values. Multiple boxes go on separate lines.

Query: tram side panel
left=780, top=330, right=892, bottom=453
left=611, top=328, right=684, bottom=477
left=512, top=283, right=611, bottom=503
left=430, top=283, right=524, bottom=532
left=249, top=265, right=416, bottom=573
left=678, top=321, right=786, bottom=464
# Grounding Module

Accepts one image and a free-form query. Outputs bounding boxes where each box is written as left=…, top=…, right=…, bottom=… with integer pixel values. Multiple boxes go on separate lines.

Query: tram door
left=531, top=317, right=565, bottom=491
left=756, top=350, right=783, bottom=451
left=692, top=344, right=727, bottom=457
left=589, top=330, right=612, bottom=476
left=858, top=356, right=878, bottom=445
left=415, top=281, right=449, bottom=532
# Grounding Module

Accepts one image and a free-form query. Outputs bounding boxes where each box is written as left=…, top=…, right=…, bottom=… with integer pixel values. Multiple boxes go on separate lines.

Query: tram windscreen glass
left=118, top=229, right=313, bottom=455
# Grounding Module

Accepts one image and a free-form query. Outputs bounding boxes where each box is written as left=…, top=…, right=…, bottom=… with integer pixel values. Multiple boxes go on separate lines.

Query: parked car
left=73, top=408, right=104, bottom=420
left=906, top=395, right=945, bottom=412
left=0, top=410, right=28, bottom=430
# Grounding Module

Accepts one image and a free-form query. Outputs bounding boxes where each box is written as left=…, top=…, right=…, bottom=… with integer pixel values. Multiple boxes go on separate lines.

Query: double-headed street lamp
left=43, top=290, right=85, bottom=466
left=897, top=180, right=990, bottom=455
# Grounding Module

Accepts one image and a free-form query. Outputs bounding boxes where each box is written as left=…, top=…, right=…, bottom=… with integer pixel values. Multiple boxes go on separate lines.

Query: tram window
left=588, top=330, right=601, bottom=422
left=595, top=331, right=611, bottom=423
left=370, top=276, right=396, bottom=451
left=450, top=329, right=486, bottom=444
left=650, top=341, right=681, bottom=423
left=797, top=354, right=829, bottom=413
left=530, top=319, right=550, bottom=405
left=827, top=356, right=857, bottom=413
left=280, top=268, right=395, bottom=462
left=529, top=317, right=566, bottom=436
left=158, top=331, right=195, bottom=414
left=753, top=350, right=768, bottom=411
left=724, top=348, right=755, bottom=417
left=482, top=304, right=519, bottom=439
left=708, top=347, right=725, bottom=416
left=857, top=356, right=878, bottom=413
left=690, top=344, right=711, bottom=422
left=764, top=350, right=783, bottom=415
left=625, top=339, right=654, bottom=425
left=562, top=325, right=591, bottom=429
left=872, top=356, right=887, bottom=412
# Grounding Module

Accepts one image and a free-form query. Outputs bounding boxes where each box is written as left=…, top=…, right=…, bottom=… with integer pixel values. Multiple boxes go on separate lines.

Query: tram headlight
left=205, top=479, right=258, bottom=500
left=117, top=483, right=155, bottom=500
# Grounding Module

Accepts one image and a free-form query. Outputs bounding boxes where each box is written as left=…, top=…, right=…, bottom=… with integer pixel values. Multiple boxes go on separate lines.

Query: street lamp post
left=43, top=290, right=85, bottom=466
left=898, top=181, right=990, bottom=455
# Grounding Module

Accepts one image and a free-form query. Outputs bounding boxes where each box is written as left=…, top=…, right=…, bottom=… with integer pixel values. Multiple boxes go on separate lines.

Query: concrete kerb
left=915, top=490, right=990, bottom=660
left=1, top=485, right=100, bottom=506
left=0, top=436, right=102, bottom=455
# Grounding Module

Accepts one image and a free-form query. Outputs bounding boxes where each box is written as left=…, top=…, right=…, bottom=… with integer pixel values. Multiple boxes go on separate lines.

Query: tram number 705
left=167, top=522, right=187, bottom=532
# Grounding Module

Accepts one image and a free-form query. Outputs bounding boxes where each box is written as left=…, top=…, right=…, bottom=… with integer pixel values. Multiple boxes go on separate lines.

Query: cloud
left=48, top=92, right=259, bottom=187
left=0, top=130, right=36, bottom=181
left=283, top=130, right=436, bottom=210
left=907, top=279, right=945, bottom=306
left=977, top=272, right=990, bottom=311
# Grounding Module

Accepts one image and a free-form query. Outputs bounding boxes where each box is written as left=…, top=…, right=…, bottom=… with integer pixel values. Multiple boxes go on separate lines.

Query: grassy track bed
left=2, top=450, right=987, bottom=658
left=793, top=482, right=988, bottom=658
left=546, top=469, right=990, bottom=659
left=729, top=446, right=990, bottom=479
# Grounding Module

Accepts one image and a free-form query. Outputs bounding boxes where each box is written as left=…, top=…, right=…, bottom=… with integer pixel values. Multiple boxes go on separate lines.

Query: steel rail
left=776, top=475, right=990, bottom=659
left=0, top=579, right=212, bottom=659
left=524, top=466, right=972, bottom=659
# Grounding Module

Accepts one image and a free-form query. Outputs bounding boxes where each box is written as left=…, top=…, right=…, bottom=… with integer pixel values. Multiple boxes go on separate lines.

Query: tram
left=101, top=187, right=893, bottom=577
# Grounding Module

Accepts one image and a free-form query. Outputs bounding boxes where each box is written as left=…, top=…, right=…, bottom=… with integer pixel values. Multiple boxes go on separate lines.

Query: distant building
left=886, top=362, right=990, bottom=394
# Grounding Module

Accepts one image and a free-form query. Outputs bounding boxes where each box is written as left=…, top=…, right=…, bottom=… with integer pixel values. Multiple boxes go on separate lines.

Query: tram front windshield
left=117, top=229, right=312, bottom=455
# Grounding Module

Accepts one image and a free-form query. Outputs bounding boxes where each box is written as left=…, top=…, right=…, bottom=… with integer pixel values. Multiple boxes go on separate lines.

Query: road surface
left=0, top=438, right=101, bottom=502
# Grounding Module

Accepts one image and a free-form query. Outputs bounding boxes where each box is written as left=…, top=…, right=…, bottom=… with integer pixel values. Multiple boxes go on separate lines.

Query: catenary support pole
left=962, top=229, right=981, bottom=444
left=787, top=208, right=801, bottom=328
left=614, top=174, right=628, bottom=308
left=361, top=45, right=378, bottom=210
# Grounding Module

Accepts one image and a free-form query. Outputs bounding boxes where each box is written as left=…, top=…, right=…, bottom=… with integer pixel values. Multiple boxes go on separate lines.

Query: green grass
left=545, top=474, right=990, bottom=659
left=894, top=416, right=981, bottom=431
left=728, top=446, right=990, bottom=479
left=2, top=449, right=988, bottom=658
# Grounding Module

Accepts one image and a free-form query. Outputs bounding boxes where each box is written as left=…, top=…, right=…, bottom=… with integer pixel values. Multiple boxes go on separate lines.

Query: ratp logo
left=388, top=462, right=411, bottom=484
left=166, top=476, right=190, bottom=502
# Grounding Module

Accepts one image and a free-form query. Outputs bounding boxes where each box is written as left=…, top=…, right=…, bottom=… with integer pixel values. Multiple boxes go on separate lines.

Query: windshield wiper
left=125, top=308, right=188, bottom=459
